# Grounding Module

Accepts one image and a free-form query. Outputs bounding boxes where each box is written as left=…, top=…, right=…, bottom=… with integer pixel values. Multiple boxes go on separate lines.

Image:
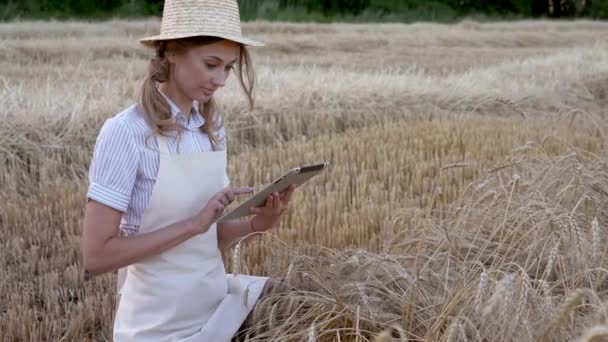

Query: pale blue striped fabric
left=87, top=92, right=229, bottom=235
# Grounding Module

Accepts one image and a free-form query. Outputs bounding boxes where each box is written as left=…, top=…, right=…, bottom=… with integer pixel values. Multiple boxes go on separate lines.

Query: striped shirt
left=87, top=92, right=229, bottom=236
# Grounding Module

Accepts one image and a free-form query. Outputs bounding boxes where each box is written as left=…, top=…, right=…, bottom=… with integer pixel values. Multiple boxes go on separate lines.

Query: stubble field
left=1, top=19, right=608, bottom=341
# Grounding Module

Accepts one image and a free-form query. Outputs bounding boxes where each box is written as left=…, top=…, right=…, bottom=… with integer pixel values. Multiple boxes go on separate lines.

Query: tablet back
left=217, top=162, right=328, bottom=223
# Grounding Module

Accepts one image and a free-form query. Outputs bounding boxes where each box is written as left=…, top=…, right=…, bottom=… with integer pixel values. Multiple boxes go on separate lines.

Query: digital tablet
left=217, top=162, right=329, bottom=223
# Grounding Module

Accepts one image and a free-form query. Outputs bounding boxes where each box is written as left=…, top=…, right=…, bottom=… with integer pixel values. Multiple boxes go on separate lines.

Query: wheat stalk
left=592, top=218, right=603, bottom=263
left=475, top=270, right=489, bottom=314
left=232, top=239, right=243, bottom=276
left=482, top=273, right=516, bottom=318
left=372, top=329, right=392, bottom=342
left=579, top=325, right=608, bottom=342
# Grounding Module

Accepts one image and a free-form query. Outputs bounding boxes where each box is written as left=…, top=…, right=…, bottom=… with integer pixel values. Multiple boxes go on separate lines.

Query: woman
left=81, top=0, right=295, bottom=340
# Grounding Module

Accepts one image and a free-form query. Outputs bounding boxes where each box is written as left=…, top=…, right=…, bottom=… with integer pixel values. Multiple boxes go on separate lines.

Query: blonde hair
left=137, top=36, right=256, bottom=149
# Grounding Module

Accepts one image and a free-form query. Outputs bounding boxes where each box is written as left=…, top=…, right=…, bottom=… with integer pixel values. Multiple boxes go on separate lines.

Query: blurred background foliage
left=0, top=0, right=606, bottom=21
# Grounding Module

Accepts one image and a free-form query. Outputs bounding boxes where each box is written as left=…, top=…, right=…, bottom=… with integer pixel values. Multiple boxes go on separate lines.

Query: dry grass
left=1, top=19, right=608, bottom=341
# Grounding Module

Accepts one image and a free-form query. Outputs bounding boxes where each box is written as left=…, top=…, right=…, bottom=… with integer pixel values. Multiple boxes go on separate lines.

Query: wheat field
left=1, top=19, right=608, bottom=341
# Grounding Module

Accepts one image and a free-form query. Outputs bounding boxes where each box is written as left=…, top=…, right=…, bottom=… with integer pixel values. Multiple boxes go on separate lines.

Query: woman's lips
left=202, top=88, right=214, bottom=96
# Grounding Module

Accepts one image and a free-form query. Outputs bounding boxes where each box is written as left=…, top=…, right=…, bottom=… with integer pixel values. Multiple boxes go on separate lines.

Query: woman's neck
left=157, top=82, right=193, bottom=117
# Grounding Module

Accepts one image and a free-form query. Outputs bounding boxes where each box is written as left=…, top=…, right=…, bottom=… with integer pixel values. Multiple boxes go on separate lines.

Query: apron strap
left=117, top=267, right=127, bottom=293
left=157, top=134, right=170, bottom=155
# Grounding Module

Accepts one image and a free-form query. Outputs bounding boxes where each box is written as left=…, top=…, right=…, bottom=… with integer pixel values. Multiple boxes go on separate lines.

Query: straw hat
left=140, top=0, right=263, bottom=48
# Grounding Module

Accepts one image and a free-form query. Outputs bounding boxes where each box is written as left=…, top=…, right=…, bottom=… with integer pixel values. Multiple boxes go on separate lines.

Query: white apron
left=113, top=134, right=268, bottom=342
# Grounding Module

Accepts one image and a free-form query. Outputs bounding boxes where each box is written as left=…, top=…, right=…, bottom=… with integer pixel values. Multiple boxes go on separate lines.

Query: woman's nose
left=211, top=70, right=228, bottom=87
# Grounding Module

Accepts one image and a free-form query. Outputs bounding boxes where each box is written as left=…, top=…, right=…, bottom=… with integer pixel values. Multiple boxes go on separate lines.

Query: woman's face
left=168, top=39, right=240, bottom=104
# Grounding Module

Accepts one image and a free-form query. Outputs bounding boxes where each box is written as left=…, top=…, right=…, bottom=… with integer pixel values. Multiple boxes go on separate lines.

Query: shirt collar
left=158, top=89, right=206, bottom=131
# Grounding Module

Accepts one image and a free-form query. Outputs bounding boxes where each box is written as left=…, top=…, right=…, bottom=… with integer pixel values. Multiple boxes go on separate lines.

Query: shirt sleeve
left=86, top=117, right=139, bottom=212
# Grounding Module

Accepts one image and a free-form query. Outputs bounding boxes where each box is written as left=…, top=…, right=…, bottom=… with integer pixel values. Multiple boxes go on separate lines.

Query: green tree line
left=1, top=0, right=606, bottom=21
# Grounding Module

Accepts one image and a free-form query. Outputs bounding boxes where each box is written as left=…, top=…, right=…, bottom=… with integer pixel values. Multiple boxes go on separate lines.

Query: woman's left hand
left=249, top=184, right=296, bottom=232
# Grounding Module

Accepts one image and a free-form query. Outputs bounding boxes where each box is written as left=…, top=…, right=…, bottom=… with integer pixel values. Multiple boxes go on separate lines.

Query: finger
left=281, top=186, right=296, bottom=203
left=282, top=195, right=291, bottom=206
left=281, top=184, right=294, bottom=199
left=273, top=193, right=279, bottom=209
left=219, top=195, right=230, bottom=206
left=265, top=195, right=273, bottom=208
left=249, top=207, right=261, bottom=214
left=233, top=187, right=255, bottom=195
left=225, top=190, right=235, bottom=203
left=215, top=203, right=225, bottom=214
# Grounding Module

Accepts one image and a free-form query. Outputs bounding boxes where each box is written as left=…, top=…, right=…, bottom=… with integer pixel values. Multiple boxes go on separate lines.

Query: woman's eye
left=205, top=63, right=218, bottom=69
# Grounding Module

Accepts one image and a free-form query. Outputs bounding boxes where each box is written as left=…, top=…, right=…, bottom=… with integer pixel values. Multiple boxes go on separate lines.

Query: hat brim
left=140, top=32, right=264, bottom=48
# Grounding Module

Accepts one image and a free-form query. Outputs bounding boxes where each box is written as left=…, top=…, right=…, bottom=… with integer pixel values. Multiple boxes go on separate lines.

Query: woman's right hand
left=191, top=187, right=254, bottom=234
